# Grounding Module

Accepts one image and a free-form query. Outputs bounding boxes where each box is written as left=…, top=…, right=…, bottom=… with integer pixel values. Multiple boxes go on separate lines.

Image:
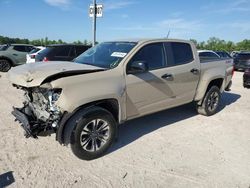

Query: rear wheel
left=0, top=59, right=11, bottom=72
left=70, top=107, right=117, bottom=160
left=196, top=86, right=221, bottom=116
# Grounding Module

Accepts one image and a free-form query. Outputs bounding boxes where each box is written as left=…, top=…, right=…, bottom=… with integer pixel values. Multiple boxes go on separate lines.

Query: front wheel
left=70, top=107, right=117, bottom=160
left=196, top=86, right=221, bottom=116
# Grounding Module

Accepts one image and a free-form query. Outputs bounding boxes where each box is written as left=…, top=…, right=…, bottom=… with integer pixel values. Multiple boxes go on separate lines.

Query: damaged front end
left=12, top=84, right=63, bottom=138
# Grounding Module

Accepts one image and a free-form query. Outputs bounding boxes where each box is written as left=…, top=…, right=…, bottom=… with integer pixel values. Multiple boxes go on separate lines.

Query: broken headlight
left=47, top=89, right=62, bottom=112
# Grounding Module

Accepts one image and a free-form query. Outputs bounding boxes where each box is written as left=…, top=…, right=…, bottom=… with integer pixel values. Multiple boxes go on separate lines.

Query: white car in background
left=198, top=50, right=220, bottom=60
left=26, top=46, right=45, bottom=63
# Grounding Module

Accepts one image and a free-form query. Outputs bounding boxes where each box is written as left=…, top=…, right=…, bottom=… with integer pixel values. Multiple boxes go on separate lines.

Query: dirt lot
left=0, top=71, right=249, bottom=188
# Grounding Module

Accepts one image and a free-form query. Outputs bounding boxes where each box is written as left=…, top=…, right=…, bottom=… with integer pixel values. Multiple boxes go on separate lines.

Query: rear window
left=38, top=47, right=53, bottom=56
left=0, top=45, right=9, bottom=51
left=165, top=42, right=194, bottom=66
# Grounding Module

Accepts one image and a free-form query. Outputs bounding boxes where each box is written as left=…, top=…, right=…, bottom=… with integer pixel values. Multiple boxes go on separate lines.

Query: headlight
left=48, top=89, right=62, bottom=112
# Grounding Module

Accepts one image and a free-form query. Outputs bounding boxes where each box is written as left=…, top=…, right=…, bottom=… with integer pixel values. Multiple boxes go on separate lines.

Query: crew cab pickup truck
left=8, top=39, right=234, bottom=160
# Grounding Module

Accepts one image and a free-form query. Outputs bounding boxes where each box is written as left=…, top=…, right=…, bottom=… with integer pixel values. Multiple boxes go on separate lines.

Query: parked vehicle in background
left=198, top=50, right=220, bottom=62
left=0, top=44, right=35, bottom=72
left=8, top=39, right=234, bottom=160
left=198, top=50, right=233, bottom=91
left=215, top=51, right=232, bottom=58
left=35, top=44, right=91, bottom=62
left=233, top=52, right=250, bottom=71
left=243, top=69, right=250, bottom=88
left=231, top=51, right=240, bottom=57
left=26, top=46, right=45, bottom=63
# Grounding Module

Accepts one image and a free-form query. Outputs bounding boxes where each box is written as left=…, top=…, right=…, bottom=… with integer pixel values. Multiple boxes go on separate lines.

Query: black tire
left=0, top=59, right=11, bottom=72
left=196, top=86, right=221, bottom=116
left=70, top=106, right=117, bottom=160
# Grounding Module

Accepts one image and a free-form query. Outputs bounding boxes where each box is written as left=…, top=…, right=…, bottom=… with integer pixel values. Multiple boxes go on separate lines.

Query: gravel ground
left=0, top=71, right=250, bottom=188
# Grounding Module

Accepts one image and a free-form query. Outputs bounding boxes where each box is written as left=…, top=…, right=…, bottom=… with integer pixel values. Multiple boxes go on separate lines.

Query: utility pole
left=89, top=1, right=102, bottom=46
left=92, top=0, right=96, bottom=47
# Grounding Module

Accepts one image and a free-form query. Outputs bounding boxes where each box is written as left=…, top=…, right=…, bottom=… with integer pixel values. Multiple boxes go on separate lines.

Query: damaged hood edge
left=7, top=61, right=105, bottom=87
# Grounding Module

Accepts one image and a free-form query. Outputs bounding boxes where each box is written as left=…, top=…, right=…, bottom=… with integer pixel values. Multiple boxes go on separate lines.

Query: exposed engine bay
left=12, top=85, right=63, bottom=138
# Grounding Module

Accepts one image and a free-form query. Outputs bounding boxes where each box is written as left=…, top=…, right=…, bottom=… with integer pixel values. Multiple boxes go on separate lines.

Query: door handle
left=12, top=54, right=18, bottom=56
left=190, top=68, right=199, bottom=75
left=161, top=73, right=173, bottom=81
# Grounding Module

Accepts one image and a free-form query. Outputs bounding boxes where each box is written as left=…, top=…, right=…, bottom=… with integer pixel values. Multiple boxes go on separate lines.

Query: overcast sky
left=0, top=0, right=250, bottom=42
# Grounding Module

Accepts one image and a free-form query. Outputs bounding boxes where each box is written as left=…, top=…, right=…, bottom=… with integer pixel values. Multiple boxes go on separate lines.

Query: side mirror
left=127, top=61, right=148, bottom=74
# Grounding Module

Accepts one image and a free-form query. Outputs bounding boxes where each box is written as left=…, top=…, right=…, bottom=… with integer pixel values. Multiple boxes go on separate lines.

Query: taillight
left=43, top=57, right=49, bottom=62
left=30, top=55, right=36, bottom=59
left=232, top=67, right=235, bottom=76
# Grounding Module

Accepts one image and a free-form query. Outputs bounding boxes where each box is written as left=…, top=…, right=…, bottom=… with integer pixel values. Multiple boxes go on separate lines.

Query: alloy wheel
left=80, top=119, right=110, bottom=152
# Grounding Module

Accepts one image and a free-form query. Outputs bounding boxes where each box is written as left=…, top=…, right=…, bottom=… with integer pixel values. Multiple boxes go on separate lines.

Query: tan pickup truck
left=8, top=39, right=234, bottom=160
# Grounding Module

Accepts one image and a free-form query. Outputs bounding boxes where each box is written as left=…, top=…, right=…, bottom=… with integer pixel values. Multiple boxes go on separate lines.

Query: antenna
left=166, top=30, right=171, bottom=39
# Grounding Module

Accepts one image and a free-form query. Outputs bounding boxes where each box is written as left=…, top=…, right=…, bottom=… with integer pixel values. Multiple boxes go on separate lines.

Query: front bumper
left=12, top=107, right=38, bottom=138
left=12, top=107, right=56, bottom=138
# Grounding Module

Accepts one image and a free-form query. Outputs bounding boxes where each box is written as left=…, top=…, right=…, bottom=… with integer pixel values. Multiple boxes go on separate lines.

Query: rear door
left=163, top=42, right=200, bottom=104
left=12, top=45, right=29, bottom=64
left=125, top=41, right=200, bottom=119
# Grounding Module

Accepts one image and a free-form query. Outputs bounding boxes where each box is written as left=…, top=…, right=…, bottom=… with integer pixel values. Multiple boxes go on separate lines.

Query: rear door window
left=13, top=46, right=27, bottom=52
left=164, top=42, right=194, bottom=66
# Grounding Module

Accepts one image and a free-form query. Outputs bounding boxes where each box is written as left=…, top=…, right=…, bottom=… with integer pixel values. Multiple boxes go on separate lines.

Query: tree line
left=1, top=35, right=250, bottom=52
left=190, top=37, right=250, bottom=52
left=0, top=35, right=92, bottom=46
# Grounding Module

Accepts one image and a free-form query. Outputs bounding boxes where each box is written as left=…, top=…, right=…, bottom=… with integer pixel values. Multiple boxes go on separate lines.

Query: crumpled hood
left=8, top=61, right=104, bottom=87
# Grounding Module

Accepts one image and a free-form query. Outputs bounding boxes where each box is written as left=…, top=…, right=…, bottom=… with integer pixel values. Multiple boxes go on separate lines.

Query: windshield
left=0, top=45, right=9, bottom=51
left=74, top=42, right=137, bottom=69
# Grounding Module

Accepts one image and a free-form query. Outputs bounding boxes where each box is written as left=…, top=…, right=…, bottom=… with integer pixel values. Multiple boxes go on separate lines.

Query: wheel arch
left=206, top=78, right=224, bottom=93
left=195, top=77, right=224, bottom=105
left=56, top=98, right=120, bottom=145
left=0, top=56, right=14, bottom=66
